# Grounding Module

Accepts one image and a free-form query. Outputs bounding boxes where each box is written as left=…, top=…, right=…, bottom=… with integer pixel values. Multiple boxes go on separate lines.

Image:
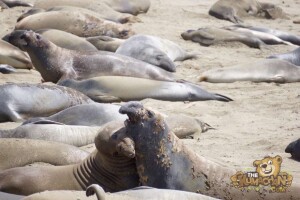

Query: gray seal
left=8, top=31, right=174, bottom=83
left=285, top=138, right=300, bottom=161
left=0, top=83, right=93, bottom=122
left=59, top=76, right=233, bottom=102
left=268, top=47, right=300, bottom=66
left=116, top=35, right=196, bottom=72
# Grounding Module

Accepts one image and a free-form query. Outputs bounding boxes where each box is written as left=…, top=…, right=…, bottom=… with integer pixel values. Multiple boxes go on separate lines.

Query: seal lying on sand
left=15, top=10, right=134, bottom=38
left=268, top=47, right=300, bottom=66
left=4, top=29, right=98, bottom=52
left=86, top=36, right=124, bottom=52
left=181, top=28, right=265, bottom=49
left=199, top=59, right=300, bottom=83
left=8, top=31, right=174, bottom=83
left=209, top=0, right=287, bottom=24
left=0, top=121, right=139, bottom=195
left=285, top=138, right=300, bottom=161
left=0, top=83, right=93, bottom=122
left=119, top=102, right=300, bottom=199
left=0, top=0, right=32, bottom=9
left=0, top=40, right=32, bottom=69
left=116, top=35, right=196, bottom=72
left=0, top=138, right=89, bottom=170
left=59, top=76, right=233, bottom=102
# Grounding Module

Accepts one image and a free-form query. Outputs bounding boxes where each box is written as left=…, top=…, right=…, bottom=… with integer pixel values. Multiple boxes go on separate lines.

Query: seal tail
left=213, top=93, right=233, bottom=102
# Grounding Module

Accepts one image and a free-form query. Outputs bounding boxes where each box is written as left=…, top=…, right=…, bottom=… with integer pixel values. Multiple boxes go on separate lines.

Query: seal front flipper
left=268, top=75, right=285, bottom=83
left=0, top=64, right=16, bottom=74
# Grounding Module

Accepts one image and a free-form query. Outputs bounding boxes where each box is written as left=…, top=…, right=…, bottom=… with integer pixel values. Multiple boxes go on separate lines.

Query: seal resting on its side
left=285, top=138, right=300, bottom=161
left=8, top=31, right=174, bottom=83
left=268, top=47, right=300, bottom=66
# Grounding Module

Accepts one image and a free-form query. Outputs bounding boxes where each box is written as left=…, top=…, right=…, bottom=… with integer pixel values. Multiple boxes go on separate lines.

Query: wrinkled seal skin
left=199, top=59, right=300, bottom=83
left=15, top=10, right=134, bottom=38
left=119, top=102, right=300, bottom=199
left=0, top=0, right=32, bottom=9
left=4, top=29, right=98, bottom=52
left=268, top=47, right=300, bottom=66
left=8, top=31, right=174, bottom=83
left=0, top=83, right=93, bottom=122
left=33, top=0, right=140, bottom=23
left=181, top=28, right=265, bottom=49
left=285, top=138, right=300, bottom=161
left=0, top=138, right=89, bottom=171
left=86, top=36, right=124, bottom=52
left=0, top=39, right=32, bottom=69
left=0, top=121, right=138, bottom=196
left=0, top=124, right=101, bottom=146
left=116, top=35, right=196, bottom=72
left=59, top=76, right=233, bottom=102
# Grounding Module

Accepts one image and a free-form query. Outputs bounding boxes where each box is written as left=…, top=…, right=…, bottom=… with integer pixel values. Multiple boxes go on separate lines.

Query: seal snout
left=119, top=102, right=143, bottom=122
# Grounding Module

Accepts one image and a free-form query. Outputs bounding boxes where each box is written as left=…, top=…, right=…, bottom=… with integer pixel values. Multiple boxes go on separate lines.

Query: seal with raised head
left=15, top=10, right=134, bottom=38
left=181, top=28, right=265, bottom=49
left=0, top=138, right=89, bottom=170
left=8, top=31, right=174, bottom=83
left=199, top=59, right=300, bottom=83
left=0, top=39, right=32, bottom=69
left=119, top=102, right=300, bottom=199
left=268, top=47, right=300, bottom=66
left=0, top=83, right=93, bottom=122
left=285, top=138, right=300, bottom=161
left=0, top=121, right=138, bottom=195
left=116, top=35, right=196, bottom=72
left=59, top=76, right=233, bottom=102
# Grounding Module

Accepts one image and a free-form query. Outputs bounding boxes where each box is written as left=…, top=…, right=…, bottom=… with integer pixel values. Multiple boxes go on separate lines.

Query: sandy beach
left=0, top=0, right=299, bottom=194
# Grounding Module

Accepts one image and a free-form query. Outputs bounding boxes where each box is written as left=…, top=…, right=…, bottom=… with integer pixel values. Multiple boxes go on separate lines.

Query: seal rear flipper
left=0, top=64, right=16, bottom=74
left=213, top=93, right=233, bottom=102
left=2, top=0, right=33, bottom=8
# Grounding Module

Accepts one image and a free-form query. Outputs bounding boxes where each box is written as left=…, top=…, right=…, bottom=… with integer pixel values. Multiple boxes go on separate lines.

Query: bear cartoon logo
left=253, top=155, right=282, bottom=178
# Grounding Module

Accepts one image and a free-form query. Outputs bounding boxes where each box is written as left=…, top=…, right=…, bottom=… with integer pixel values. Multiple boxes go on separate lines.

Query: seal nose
left=261, top=164, right=267, bottom=168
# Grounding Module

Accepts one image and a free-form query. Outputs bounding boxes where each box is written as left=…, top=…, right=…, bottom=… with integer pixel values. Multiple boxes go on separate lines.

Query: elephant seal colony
left=7, top=30, right=174, bottom=83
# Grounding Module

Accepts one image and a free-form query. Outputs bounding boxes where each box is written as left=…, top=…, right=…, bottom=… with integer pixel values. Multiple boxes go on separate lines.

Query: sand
left=0, top=0, right=299, bottom=192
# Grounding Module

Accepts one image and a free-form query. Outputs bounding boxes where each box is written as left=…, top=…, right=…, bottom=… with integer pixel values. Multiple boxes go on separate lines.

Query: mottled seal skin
left=0, top=83, right=93, bottom=122
left=0, top=121, right=138, bottom=195
left=0, top=138, right=89, bottom=170
left=4, top=29, right=98, bottom=52
left=8, top=31, right=174, bottom=83
left=33, top=0, right=140, bottom=23
left=59, top=76, right=233, bottom=102
left=268, top=47, right=300, bottom=66
left=104, top=0, right=151, bottom=15
left=0, top=39, right=32, bottom=69
left=181, top=28, right=265, bottom=49
left=0, top=64, right=16, bottom=74
left=208, top=0, right=286, bottom=24
left=199, top=59, right=300, bottom=83
left=15, top=10, right=134, bottom=38
left=0, top=0, right=32, bottom=9
left=119, top=102, right=300, bottom=199
left=86, top=36, right=124, bottom=52
left=285, top=138, right=300, bottom=161
left=116, top=35, right=196, bottom=72
left=0, top=124, right=101, bottom=146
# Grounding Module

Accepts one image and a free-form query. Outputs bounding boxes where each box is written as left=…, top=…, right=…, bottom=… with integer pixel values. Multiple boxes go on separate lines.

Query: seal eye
left=268, top=160, right=272, bottom=165
left=36, top=34, right=41, bottom=40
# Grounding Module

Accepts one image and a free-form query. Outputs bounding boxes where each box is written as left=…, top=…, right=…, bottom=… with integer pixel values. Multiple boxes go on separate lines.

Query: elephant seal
left=268, top=47, right=300, bottom=66
left=8, top=31, right=174, bottom=83
left=104, top=0, right=150, bottom=15
left=33, top=0, right=141, bottom=23
left=208, top=0, right=286, bottom=24
left=116, top=35, right=196, bottom=72
left=294, top=19, right=300, bottom=24
left=0, top=39, right=32, bottom=69
left=86, top=36, right=124, bottom=52
left=0, top=0, right=32, bottom=9
left=59, top=76, right=233, bottom=102
left=0, top=121, right=139, bottom=195
left=4, top=29, right=98, bottom=52
left=0, top=64, right=16, bottom=74
left=15, top=10, right=134, bottom=38
left=285, top=138, right=300, bottom=161
left=119, top=102, right=300, bottom=199
left=0, top=124, right=101, bottom=146
left=181, top=28, right=265, bottom=49
left=199, top=59, right=300, bottom=83
left=0, top=83, right=93, bottom=122
left=0, top=138, right=89, bottom=170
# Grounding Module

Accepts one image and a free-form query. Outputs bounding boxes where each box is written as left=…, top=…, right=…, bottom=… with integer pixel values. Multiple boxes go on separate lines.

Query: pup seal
left=59, top=76, right=233, bottom=102
left=285, top=138, right=300, bottom=161
left=268, top=47, right=300, bottom=66
left=8, top=31, right=174, bottom=83
left=0, top=83, right=93, bottom=122
left=119, top=102, right=300, bottom=199
left=116, top=35, right=196, bottom=72
left=199, top=59, right=300, bottom=83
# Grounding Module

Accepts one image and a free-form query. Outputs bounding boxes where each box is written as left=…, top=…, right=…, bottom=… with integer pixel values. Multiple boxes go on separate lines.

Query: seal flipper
left=268, top=75, right=285, bottom=83
left=93, top=94, right=122, bottom=103
left=0, top=64, right=16, bottom=74
left=2, top=0, right=33, bottom=8
left=86, top=184, right=106, bottom=200
left=213, top=93, right=233, bottom=102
